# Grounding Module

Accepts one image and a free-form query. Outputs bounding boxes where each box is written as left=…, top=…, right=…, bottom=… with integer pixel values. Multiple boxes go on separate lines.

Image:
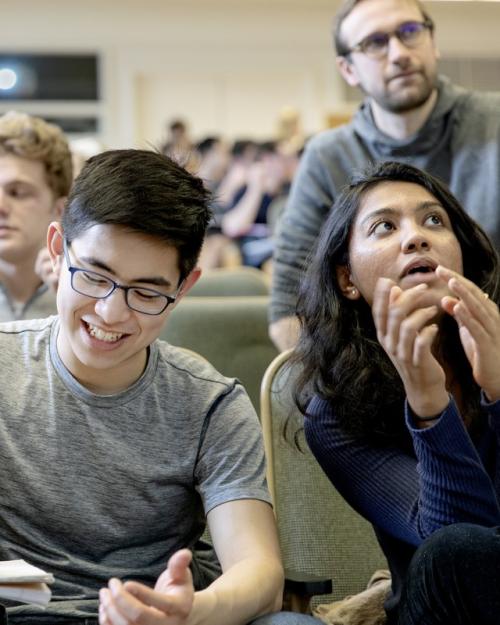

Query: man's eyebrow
left=360, top=201, right=444, bottom=226
left=8, top=178, right=36, bottom=187
left=79, top=256, right=174, bottom=288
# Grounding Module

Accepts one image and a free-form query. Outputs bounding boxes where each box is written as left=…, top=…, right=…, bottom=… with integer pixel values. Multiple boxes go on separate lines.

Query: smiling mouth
left=84, top=321, right=125, bottom=343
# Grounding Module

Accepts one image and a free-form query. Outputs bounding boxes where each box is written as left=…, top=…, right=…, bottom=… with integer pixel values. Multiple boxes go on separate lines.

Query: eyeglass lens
left=360, top=21, right=429, bottom=56
left=71, top=269, right=171, bottom=315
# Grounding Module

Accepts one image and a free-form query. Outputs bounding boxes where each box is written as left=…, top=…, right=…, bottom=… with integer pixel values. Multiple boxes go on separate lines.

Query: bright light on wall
left=0, top=68, right=17, bottom=91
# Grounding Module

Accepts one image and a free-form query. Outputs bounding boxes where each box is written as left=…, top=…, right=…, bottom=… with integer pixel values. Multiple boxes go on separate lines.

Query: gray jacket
left=270, top=76, right=500, bottom=322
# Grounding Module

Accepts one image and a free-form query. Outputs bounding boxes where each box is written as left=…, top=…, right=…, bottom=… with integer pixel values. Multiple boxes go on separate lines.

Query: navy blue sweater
left=305, top=396, right=500, bottom=620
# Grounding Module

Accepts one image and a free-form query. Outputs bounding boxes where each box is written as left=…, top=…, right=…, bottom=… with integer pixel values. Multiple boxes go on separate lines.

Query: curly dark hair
left=293, top=161, right=500, bottom=441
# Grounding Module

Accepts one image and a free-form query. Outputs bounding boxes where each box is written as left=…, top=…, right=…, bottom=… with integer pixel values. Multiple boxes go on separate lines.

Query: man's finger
left=124, top=581, right=190, bottom=617
left=166, top=549, right=192, bottom=583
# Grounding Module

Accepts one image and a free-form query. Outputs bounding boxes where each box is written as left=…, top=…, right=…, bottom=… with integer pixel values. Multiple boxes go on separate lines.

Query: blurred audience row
left=161, top=116, right=305, bottom=272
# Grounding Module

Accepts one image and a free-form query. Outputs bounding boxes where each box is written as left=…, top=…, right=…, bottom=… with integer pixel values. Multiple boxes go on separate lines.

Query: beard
left=362, top=68, right=438, bottom=114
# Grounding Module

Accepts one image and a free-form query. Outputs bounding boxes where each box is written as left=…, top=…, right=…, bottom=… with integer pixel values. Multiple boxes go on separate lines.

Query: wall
left=1, top=0, right=499, bottom=147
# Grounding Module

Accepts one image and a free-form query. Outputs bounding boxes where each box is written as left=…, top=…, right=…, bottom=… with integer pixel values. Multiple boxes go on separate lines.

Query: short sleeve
left=194, top=383, right=272, bottom=513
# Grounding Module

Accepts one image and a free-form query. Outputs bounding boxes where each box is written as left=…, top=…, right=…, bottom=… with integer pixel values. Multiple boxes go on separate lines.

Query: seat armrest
left=284, top=569, right=333, bottom=596
left=283, top=569, right=333, bottom=613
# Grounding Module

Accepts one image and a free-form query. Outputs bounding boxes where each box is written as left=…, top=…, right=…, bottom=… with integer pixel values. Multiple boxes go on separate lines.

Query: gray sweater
left=270, top=76, right=500, bottom=322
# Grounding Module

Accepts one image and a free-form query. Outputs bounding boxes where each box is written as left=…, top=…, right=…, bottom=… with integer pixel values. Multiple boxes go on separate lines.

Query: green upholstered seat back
left=188, top=267, right=269, bottom=297
left=161, top=295, right=278, bottom=412
left=261, top=351, right=388, bottom=606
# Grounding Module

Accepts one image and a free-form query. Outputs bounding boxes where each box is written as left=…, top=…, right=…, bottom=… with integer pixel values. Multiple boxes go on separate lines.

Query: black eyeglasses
left=345, top=20, right=434, bottom=59
left=63, top=239, right=182, bottom=316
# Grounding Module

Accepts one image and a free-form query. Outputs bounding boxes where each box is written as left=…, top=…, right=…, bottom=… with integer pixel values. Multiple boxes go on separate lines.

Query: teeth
left=86, top=323, right=123, bottom=343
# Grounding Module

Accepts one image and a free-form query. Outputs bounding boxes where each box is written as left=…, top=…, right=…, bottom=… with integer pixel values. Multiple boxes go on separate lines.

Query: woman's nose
left=401, top=228, right=430, bottom=253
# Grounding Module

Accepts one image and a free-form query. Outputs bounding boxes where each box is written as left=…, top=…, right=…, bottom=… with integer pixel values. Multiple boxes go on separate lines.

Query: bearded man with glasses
left=269, top=0, right=500, bottom=353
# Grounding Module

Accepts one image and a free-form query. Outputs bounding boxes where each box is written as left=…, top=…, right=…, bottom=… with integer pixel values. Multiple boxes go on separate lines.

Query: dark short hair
left=257, top=141, right=278, bottom=157
left=62, top=149, right=212, bottom=282
left=294, top=161, right=500, bottom=439
left=333, top=0, right=434, bottom=56
left=169, top=119, right=187, bottom=133
left=231, top=139, right=257, bottom=158
left=196, top=136, right=220, bottom=157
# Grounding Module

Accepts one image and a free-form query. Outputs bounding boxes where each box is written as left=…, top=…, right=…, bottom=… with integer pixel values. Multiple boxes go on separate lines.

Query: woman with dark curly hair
left=294, top=161, right=500, bottom=625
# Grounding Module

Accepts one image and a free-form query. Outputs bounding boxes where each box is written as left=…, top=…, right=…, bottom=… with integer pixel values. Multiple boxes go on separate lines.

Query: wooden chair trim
left=260, top=348, right=293, bottom=516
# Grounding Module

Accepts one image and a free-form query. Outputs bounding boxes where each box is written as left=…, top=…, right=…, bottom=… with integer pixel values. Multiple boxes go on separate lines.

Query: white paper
left=0, top=582, right=52, bottom=607
left=0, top=560, right=54, bottom=584
left=0, top=560, right=54, bottom=606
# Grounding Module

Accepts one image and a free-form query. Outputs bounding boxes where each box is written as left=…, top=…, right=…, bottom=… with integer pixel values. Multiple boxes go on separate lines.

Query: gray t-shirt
left=0, top=283, right=57, bottom=323
left=0, top=316, right=270, bottom=623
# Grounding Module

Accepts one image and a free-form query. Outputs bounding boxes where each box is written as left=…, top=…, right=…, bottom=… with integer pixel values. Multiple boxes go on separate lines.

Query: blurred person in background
left=0, top=111, right=72, bottom=321
left=215, top=139, right=258, bottom=207
left=161, top=118, right=197, bottom=171
left=194, top=136, right=230, bottom=193
left=200, top=141, right=291, bottom=271
left=198, top=139, right=257, bottom=270
left=275, top=106, right=306, bottom=156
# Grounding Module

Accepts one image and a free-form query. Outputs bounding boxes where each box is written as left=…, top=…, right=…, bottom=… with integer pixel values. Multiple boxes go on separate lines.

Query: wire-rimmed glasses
left=345, top=20, right=434, bottom=59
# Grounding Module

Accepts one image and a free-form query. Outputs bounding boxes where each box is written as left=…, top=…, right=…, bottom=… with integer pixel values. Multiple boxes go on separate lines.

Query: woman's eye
left=425, top=214, right=443, bottom=226
left=372, top=220, right=394, bottom=235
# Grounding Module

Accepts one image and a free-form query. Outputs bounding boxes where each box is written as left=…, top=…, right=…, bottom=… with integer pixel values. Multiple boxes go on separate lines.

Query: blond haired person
left=0, top=111, right=72, bottom=321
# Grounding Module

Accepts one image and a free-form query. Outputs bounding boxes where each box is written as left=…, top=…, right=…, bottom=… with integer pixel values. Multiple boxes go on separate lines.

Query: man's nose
left=0, top=189, right=11, bottom=215
left=387, top=35, right=412, bottom=64
left=94, top=287, right=131, bottom=324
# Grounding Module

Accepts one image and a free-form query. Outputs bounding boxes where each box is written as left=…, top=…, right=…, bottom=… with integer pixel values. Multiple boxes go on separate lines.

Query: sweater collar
left=352, top=75, right=464, bottom=156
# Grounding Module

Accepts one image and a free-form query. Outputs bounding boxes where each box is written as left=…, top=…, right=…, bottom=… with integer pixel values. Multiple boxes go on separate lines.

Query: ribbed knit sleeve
left=483, top=391, right=500, bottom=437
left=305, top=395, right=500, bottom=549
left=405, top=398, right=500, bottom=535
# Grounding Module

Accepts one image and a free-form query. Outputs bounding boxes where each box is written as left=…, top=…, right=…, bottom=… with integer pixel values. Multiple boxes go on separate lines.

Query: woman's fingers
left=413, top=323, right=439, bottom=367
left=437, top=265, right=494, bottom=316
left=372, top=277, right=395, bottom=337
left=396, top=305, right=438, bottom=363
left=373, top=279, right=430, bottom=345
left=383, top=284, right=430, bottom=353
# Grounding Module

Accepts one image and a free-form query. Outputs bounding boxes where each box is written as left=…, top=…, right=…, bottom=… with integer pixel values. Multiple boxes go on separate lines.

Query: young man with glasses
left=269, top=0, right=500, bottom=352
left=0, top=149, right=316, bottom=625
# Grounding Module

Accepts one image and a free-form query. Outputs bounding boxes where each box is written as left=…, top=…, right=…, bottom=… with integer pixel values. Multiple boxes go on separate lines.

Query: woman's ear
left=336, top=265, right=361, bottom=300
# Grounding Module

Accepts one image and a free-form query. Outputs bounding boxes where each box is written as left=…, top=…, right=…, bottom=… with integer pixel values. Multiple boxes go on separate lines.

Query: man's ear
left=336, top=264, right=361, bottom=300
left=47, top=222, right=64, bottom=271
left=336, top=55, right=360, bottom=88
left=171, top=268, right=202, bottom=307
